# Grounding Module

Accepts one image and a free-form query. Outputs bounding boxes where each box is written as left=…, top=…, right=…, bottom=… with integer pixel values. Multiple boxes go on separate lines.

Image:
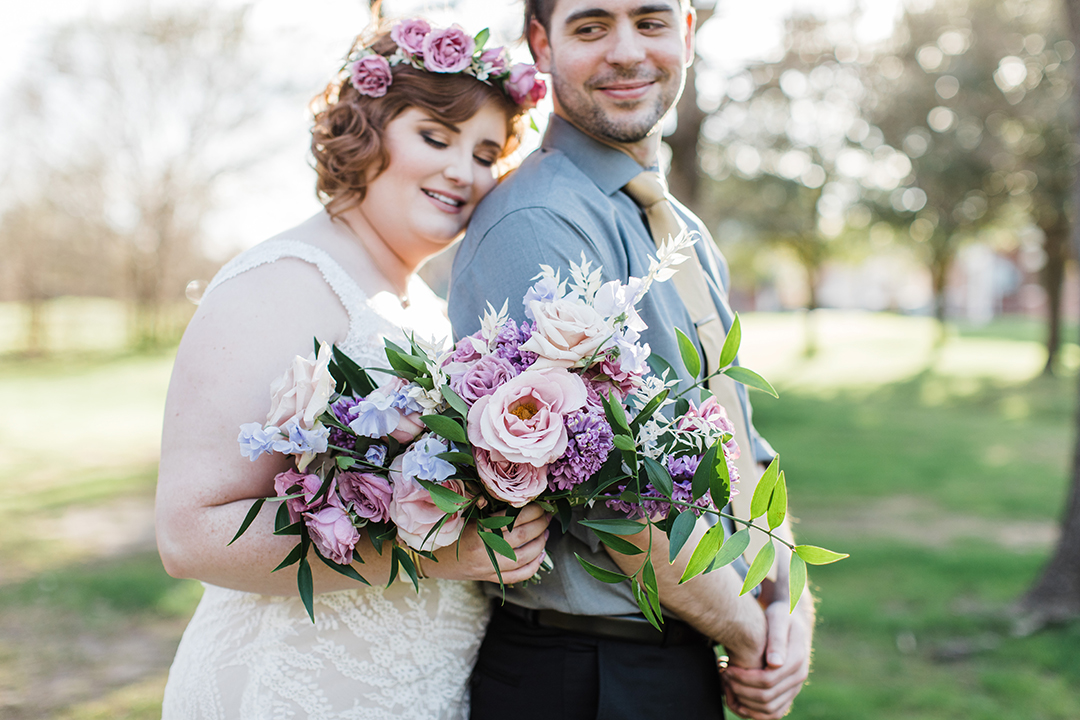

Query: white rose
left=521, top=298, right=610, bottom=369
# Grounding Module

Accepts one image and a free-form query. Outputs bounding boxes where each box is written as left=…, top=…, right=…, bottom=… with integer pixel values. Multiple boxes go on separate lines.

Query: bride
left=156, top=18, right=549, bottom=719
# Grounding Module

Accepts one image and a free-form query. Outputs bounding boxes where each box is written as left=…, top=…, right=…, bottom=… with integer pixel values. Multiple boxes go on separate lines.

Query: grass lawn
left=0, top=304, right=1077, bottom=718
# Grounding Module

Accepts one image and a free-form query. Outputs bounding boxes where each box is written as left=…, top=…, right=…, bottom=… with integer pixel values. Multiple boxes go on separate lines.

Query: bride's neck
left=336, top=206, right=413, bottom=297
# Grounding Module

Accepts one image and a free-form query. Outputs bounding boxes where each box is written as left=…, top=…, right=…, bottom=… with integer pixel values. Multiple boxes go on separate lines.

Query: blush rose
left=266, top=342, right=334, bottom=431
left=521, top=298, right=610, bottom=369
left=388, top=456, right=468, bottom=551
left=474, top=449, right=548, bottom=507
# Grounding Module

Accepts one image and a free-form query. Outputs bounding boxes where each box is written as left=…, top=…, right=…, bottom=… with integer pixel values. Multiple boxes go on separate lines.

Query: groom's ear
left=528, top=18, right=553, bottom=73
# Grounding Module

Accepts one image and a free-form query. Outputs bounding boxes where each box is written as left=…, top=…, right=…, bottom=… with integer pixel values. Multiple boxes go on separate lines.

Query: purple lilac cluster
left=547, top=408, right=614, bottom=491
left=328, top=395, right=362, bottom=449
left=492, top=318, right=537, bottom=371
left=605, top=453, right=714, bottom=519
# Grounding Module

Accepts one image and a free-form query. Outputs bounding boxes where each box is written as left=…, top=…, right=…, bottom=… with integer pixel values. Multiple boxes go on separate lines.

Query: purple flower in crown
left=349, top=55, right=393, bottom=97
left=422, top=25, right=476, bottom=73
left=391, top=18, right=431, bottom=57
left=505, top=63, right=547, bottom=108
left=480, top=46, right=509, bottom=76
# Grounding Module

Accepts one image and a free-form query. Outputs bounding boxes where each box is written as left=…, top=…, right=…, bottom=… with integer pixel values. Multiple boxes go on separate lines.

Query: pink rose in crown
left=266, top=342, right=334, bottom=431
left=422, top=25, right=475, bottom=73
left=337, top=471, right=393, bottom=523
left=391, top=18, right=431, bottom=56
left=305, top=500, right=360, bottom=565
left=349, top=55, right=393, bottom=98
left=522, top=298, right=610, bottom=369
left=274, top=469, right=330, bottom=523
left=475, top=449, right=548, bottom=507
left=450, top=354, right=518, bottom=406
left=480, top=46, right=509, bottom=76
left=467, top=367, right=587, bottom=466
left=505, top=63, right=547, bottom=108
left=388, top=456, right=468, bottom=550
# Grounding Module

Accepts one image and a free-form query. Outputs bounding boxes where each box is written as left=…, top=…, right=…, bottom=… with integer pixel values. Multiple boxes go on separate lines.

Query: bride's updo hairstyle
left=312, top=20, right=536, bottom=217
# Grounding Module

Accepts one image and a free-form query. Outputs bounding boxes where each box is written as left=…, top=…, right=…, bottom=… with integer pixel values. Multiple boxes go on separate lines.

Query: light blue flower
left=283, top=421, right=330, bottom=455
left=365, top=443, right=388, bottom=467
left=390, top=384, right=426, bottom=415
left=402, top=436, right=455, bottom=483
left=522, top=276, right=560, bottom=320
left=349, top=390, right=401, bottom=438
left=238, top=423, right=283, bottom=461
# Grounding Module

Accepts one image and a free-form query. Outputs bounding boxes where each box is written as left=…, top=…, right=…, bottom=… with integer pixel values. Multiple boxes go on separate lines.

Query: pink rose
left=521, top=298, right=610, bottom=369
left=388, top=456, right=468, bottom=550
left=348, top=55, right=393, bottom=98
left=475, top=449, right=547, bottom=507
left=274, top=469, right=330, bottom=523
left=391, top=18, right=431, bottom=56
left=449, top=354, right=518, bottom=406
left=421, top=25, right=475, bottom=73
left=680, top=397, right=740, bottom=459
left=480, top=46, right=509, bottom=76
left=467, top=367, right=587, bottom=466
left=504, top=63, right=547, bottom=108
left=305, top=501, right=360, bottom=565
left=266, top=342, right=334, bottom=431
left=337, top=471, right=392, bottom=523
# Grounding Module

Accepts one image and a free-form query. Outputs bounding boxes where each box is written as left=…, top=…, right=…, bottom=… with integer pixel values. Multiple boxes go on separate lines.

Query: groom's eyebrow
left=563, top=3, right=677, bottom=24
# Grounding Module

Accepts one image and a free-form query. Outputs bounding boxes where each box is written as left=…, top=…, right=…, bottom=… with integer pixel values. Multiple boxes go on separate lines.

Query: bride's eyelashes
left=420, top=131, right=497, bottom=168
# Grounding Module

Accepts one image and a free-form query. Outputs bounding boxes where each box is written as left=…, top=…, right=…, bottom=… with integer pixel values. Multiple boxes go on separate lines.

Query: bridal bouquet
left=233, top=236, right=845, bottom=623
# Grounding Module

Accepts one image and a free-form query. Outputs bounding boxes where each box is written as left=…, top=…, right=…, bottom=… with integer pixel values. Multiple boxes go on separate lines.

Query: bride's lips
left=597, top=81, right=653, bottom=101
left=422, top=188, right=467, bottom=214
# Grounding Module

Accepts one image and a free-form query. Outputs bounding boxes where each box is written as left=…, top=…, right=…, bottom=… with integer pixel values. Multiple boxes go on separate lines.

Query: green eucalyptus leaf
left=707, top=528, right=751, bottom=573
left=574, top=553, right=629, bottom=584
left=675, top=327, right=702, bottom=378
left=723, top=366, right=778, bottom=398
left=579, top=518, right=647, bottom=536
left=668, top=510, right=697, bottom=563
left=767, top=471, right=788, bottom=531
left=718, top=314, right=742, bottom=368
left=592, top=528, right=645, bottom=556
left=229, top=497, right=266, bottom=545
left=750, top=456, right=780, bottom=520
left=643, top=456, right=674, bottom=499
left=679, top=522, right=725, bottom=583
left=740, top=541, right=776, bottom=596
left=421, top=415, right=467, bottom=444
left=789, top=554, right=807, bottom=614
left=479, top=530, right=517, bottom=561
left=794, top=544, right=850, bottom=565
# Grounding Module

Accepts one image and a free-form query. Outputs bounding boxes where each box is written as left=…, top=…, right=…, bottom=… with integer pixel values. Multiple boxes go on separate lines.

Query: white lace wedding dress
left=161, top=216, right=490, bottom=720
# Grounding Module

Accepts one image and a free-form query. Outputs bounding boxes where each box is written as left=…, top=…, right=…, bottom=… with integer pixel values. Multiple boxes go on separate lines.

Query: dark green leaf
left=613, top=435, right=636, bottom=452
left=674, top=398, right=690, bottom=421
left=631, top=389, right=669, bottom=432
left=740, top=541, right=776, bottom=596
left=367, top=522, right=396, bottom=555
left=315, top=549, right=371, bottom=585
left=767, top=471, right=787, bottom=531
left=646, top=352, right=676, bottom=383
left=642, top=559, right=662, bottom=619
left=579, top=518, right=648, bottom=535
left=229, top=497, right=266, bottom=545
left=393, top=545, right=419, bottom=592
left=679, top=522, right=725, bottom=583
left=708, top=528, right=750, bottom=573
left=298, top=556, right=315, bottom=622
left=675, top=327, right=701, bottom=378
left=691, top=443, right=719, bottom=502
left=274, top=521, right=304, bottom=537
left=592, top=529, right=644, bottom=556
left=274, top=500, right=292, bottom=533
left=440, top=384, right=469, bottom=418
left=417, top=479, right=470, bottom=515
left=668, top=510, right=697, bottom=563
left=789, top=554, right=807, bottom=614
left=723, top=366, right=778, bottom=398
left=750, top=456, right=780, bottom=520
left=478, top=515, right=516, bottom=530
left=794, top=544, right=849, bottom=565
left=331, top=344, right=377, bottom=397
left=437, top=451, right=476, bottom=467
left=482, top=541, right=506, bottom=591
left=479, top=530, right=517, bottom=561
left=574, top=553, right=629, bottom=584
left=421, top=415, right=467, bottom=444
left=601, top=390, right=632, bottom=435
left=384, top=349, right=419, bottom=380
left=718, top=314, right=742, bottom=369
left=272, top=542, right=304, bottom=572
left=643, top=456, right=674, bottom=499
left=632, top=580, right=662, bottom=631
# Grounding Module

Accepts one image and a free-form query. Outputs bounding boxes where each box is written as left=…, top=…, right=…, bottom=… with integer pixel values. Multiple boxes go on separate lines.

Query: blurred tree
left=665, top=0, right=714, bottom=207
left=3, top=5, right=293, bottom=349
left=1019, top=0, right=1080, bottom=629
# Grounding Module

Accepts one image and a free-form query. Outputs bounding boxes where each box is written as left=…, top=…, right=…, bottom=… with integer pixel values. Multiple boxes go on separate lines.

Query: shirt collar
left=541, top=115, right=653, bottom=197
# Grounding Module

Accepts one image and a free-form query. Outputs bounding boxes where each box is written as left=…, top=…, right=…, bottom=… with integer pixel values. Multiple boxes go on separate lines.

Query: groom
left=449, top=0, right=813, bottom=717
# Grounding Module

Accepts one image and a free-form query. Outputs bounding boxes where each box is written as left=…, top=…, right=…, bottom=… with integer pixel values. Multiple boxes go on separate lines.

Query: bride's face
left=359, top=103, right=508, bottom=258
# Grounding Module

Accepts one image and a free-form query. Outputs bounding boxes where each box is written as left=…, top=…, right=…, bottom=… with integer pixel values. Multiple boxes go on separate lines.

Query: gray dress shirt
left=448, top=115, right=774, bottom=616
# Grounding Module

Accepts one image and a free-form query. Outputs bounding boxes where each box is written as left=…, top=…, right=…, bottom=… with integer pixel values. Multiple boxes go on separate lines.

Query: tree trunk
left=665, top=3, right=713, bottom=213
left=1042, top=222, right=1068, bottom=375
left=1017, top=0, right=1080, bottom=626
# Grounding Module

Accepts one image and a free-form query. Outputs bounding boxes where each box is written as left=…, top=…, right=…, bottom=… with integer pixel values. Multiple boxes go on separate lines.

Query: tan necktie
left=623, top=172, right=770, bottom=571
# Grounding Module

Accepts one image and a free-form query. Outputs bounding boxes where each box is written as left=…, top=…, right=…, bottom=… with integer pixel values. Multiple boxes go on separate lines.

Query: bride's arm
left=155, top=260, right=547, bottom=595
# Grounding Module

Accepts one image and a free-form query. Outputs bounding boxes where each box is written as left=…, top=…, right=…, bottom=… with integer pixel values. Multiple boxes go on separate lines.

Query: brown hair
left=311, top=27, right=524, bottom=217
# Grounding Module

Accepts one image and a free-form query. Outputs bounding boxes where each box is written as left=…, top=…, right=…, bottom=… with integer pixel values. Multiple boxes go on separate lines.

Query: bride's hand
left=425, top=503, right=551, bottom=584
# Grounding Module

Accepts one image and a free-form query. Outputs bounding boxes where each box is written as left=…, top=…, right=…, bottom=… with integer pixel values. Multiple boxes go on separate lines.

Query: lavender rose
left=305, top=501, right=360, bottom=565
left=505, top=63, right=547, bottom=108
left=348, top=55, right=393, bottom=98
left=388, top=456, right=468, bottom=550
left=475, top=449, right=548, bottom=507
left=266, top=342, right=334, bottom=431
left=467, top=367, right=587, bottom=466
left=391, top=18, right=431, bottom=56
left=421, top=25, right=475, bottom=73
left=449, top=354, right=518, bottom=406
left=274, top=469, right=329, bottom=523
left=337, top=471, right=393, bottom=523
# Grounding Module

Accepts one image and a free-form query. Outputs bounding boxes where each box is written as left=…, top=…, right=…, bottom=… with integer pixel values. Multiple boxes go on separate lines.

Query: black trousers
left=470, top=605, right=728, bottom=720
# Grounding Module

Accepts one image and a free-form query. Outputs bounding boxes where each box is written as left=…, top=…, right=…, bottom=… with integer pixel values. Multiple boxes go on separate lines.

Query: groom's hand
left=428, top=504, right=551, bottom=584
left=722, top=599, right=813, bottom=719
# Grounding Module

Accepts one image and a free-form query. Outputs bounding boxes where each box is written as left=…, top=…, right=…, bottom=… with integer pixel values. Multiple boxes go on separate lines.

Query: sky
left=0, top=0, right=906, bottom=256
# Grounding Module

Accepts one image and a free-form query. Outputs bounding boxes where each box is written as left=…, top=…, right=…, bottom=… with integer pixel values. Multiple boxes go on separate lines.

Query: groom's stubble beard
left=551, top=60, right=685, bottom=144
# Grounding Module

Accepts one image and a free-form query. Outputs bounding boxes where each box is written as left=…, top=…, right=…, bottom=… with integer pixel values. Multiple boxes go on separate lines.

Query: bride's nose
left=442, top=151, right=473, bottom=186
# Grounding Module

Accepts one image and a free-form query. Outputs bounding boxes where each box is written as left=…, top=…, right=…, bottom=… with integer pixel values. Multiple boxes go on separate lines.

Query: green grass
left=2, top=307, right=1079, bottom=718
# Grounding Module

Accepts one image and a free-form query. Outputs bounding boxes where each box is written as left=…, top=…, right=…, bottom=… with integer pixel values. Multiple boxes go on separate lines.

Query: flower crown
left=346, top=19, right=547, bottom=110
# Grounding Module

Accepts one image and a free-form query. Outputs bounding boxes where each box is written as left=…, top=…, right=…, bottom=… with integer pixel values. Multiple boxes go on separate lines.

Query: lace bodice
left=162, top=222, right=489, bottom=720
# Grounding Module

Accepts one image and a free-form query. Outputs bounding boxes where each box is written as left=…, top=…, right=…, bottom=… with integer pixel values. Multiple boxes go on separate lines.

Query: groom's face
left=530, top=0, right=694, bottom=144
